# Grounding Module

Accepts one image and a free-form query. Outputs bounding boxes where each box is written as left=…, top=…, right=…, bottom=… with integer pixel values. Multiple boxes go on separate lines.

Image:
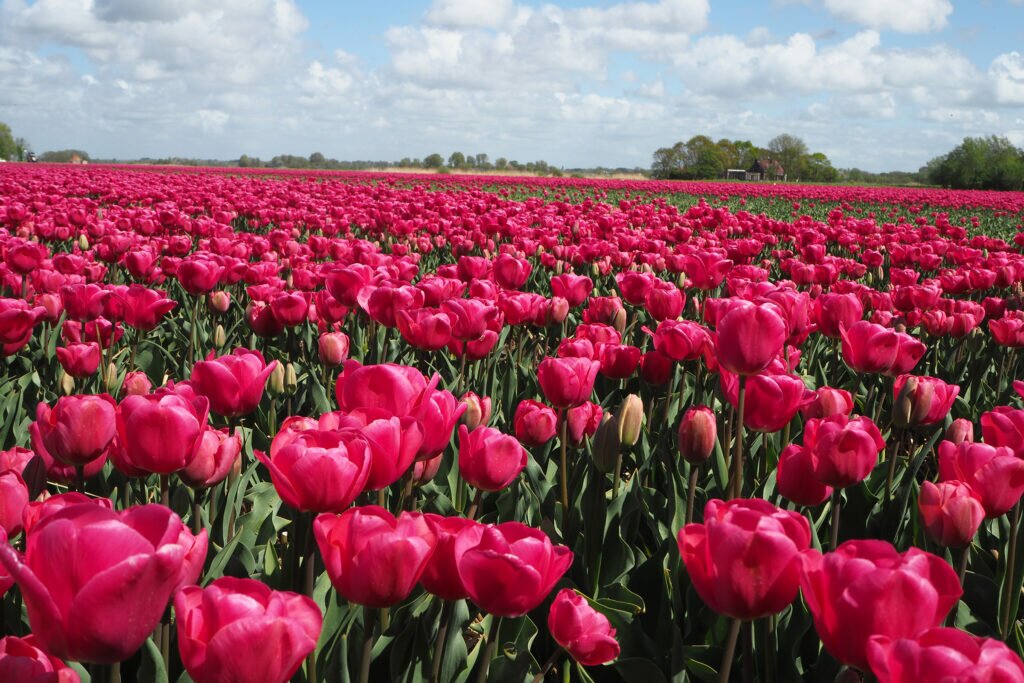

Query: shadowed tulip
left=548, top=589, right=620, bottom=666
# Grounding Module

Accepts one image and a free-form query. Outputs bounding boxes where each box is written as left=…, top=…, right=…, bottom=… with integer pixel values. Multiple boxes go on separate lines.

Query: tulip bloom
left=799, top=540, right=963, bottom=671
left=937, top=440, right=1024, bottom=519
left=714, top=301, right=788, bottom=376
left=420, top=515, right=477, bottom=601
left=458, top=425, right=528, bottom=492
left=677, top=406, right=717, bottom=464
left=867, top=628, right=1024, bottom=683
left=0, top=504, right=207, bottom=664
left=396, top=308, right=452, bottom=350
left=357, top=414, right=424, bottom=490
left=777, top=444, right=833, bottom=507
left=678, top=498, right=811, bottom=620
left=0, top=635, right=80, bottom=683
left=116, top=391, right=209, bottom=475
left=813, top=292, right=864, bottom=339
left=918, top=481, right=985, bottom=548
left=892, top=375, right=959, bottom=428
left=0, top=470, right=28, bottom=537
left=548, top=589, right=620, bottom=666
left=840, top=321, right=926, bottom=376
left=56, top=343, right=101, bottom=378
left=800, top=387, right=854, bottom=421
left=649, top=320, right=709, bottom=362
left=175, top=577, right=322, bottom=683
left=121, top=371, right=153, bottom=396
left=318, top=331, right=350, bottom=367
left=119, top=285, right=176, bottom=331
left=805, top=414, right=886, bottom=489
left=454, top=521, right=572, bottom=617
left=537, top=357, right=600, bottom=409
left=459, top=392, right=492, bottom=431
left=30, top=394, right=117, bottom=467
left=550, top=274, right=593, bottom=307
left=514, top=399, right=558, bottom=447
left=190, top=348, right=277, bottom=418
left=257, top=430, right=371, bottom=513
left=314, top=506, right=435, bottom=607
left=179, top=427, right=242, bottom=489
left=981, top=407, right=1024, bottom=459
left=720, top=370, right=810, bottom=433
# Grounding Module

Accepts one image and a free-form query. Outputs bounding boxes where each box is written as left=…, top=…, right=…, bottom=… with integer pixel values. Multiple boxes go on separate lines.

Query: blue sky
left=1, top=0, right=1023, bottom=172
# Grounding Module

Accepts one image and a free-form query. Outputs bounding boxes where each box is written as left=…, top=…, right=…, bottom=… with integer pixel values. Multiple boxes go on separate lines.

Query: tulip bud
left=60, top=370, right=75, bottom=396
left=590, top=262, right=600, bottom=278
left=268, top=362, right=285, bottom=396
left=459, top=392, right=492, bottom=431
left=122, top=371, right=153, bottom=396
left=213, top=324, right=226, bottom=348
left=678, top=406, right=717, bottom=463
left=105, top=363, right=119, bottom=393
left=611, top=307, right=627, bottom=334
left=318, top=332, right=349, bottom=368
left=892, top=375, right=917, bottom=428
left=78, top=234, right=89, bottom=250
left=945, top=418, right=974, bottom=444
left=284, top=363, right=298, bottom=395
left=591, top=414, right=620, bottom=474
left=616, top=394, right=644, bottom=447
left=207, top=291, right=231, bottom=315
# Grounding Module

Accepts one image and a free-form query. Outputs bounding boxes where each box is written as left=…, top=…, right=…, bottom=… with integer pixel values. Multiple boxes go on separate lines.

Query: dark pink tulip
left=116, top=391, right=209, bottom=475
left=412, top=387, right=466, bottom=461
left=514, top=399, right=559, bottom=447
left=1015, top=380, right=1024, bottom=400
left=644, top=281, right=685, bottom=321
left=598, top=343, right=641, bottom=379
left=257, top=430, right=371, bottom=513
left=21, top=492, right=113, bottom=535
left=318, top=331, right=350, bottom=367
left=678, top=498, right=811, bottom=620
left=56, top=342, right=100, bottom=378
left=945, top=418, right=974, bottom=445
left=649, top=319, right=709, bottom=362
left=892, top=375, right=959, bottom=428
left=777, top=444, right=833, bottom=507
left=365, top=285, right=424, bottom=328
left=176, top=258, right=223, bottom=295
left=315, top=506, right=436, bottom=608
left=335, top=361, right=431, bottom=416
left=175, top=577, right=322, bottom=683
left=548, top=589, right=620, bottom=666
left=0, top=470, right=28, bottom=537
left=268, top=291, right=309, bottom=327
left=867, top=628, right=1024, bottom=683
left=720, top=370, right=811, bottom=433
left=537, top=356, right=600, bottom=409
left=813, top=292, right=864, bottom=339
left=458, top=425, right=528, bottom=492
left=800, top=540, right=963, bottom=671
left=246, top=301, right=284, bottom=338
left=190, top=348, right=277, bottom=418
left=396, top=307, right=452, bottom=350
left=420, top=515, right=476, bottom=600
left=841, top=320, right=926, bottom=377
left=615, top=271, right=656, bottom=305
left=681, top=251, right=732, bottom=290
left=30, top=395, right=117, bottom=467
left=459, top=392, right=492, bottom=431
left=677, top=406, right=717, bottom=464
left=937, top=440, right=1024, bottom=519
left=0, top=504, right=207, bottom=664
left=119, top=285, right=176, bottom=331
left=800, top=386, right=854, bottom=420
left=918, top=481, right=985, bottom=548
left=179, top=427, right=241, bottom=489
left=639, top=350, right=673, bottom=385
left=805, top=414, right=885, bottom=489
left=714, top=301, right=787, bottom=376
left=442, top=298, right=498, bottom=341
left=0, top=635, right=80, bottom=683
left=582, top=296, right=624, bottom=326
left=566, top=401, right=603, bottom=446
left=357, top=414, right=424, bottom=490
left=492, top=253, right=532, bottom=290
left=454, top=521, right=573, bottom=617
left=551, top=273, right=593, bottom=307
left=121, top=371, right=153, bottom=396
left=981, top=407, right=1024, bottom=458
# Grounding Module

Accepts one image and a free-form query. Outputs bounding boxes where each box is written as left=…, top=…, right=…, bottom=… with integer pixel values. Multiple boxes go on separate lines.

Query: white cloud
left=990, top=52, right=1024, bottom=105
left=821, top=0, right=953, bottom=33
left=426, top=0, right=517, bottom=28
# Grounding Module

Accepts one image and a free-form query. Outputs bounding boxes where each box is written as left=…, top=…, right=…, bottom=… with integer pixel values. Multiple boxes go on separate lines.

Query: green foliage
left=39, top=149, right=90, bottom=163
left=927, top=136, right=1024, bottom=191
left=0, top=122, right=19, bottom=161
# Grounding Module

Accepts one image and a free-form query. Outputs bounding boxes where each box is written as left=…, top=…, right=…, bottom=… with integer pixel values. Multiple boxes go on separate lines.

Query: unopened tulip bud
left=207, top=291, right=231, bottom=315
left=547, top=297, right=569, bottom=325
left=617, top=394, right=644, bottom=447
left=268, top=362, right=285, bottom=396
left=591, top=414, right=620, bottom=474
left=60, top=370, right=75, bottom=395
left=892, top=375, right=917, bottom=428
left=122, top=371, right=153, bottom=396
left=591, top=262, right=600, bottom=278
left=105, top=363, right=119, bottom=393
left=893, top=375, right=958, bottom=428
left=318, top=332, right=349, bottom=368
left=460, top=392, right=492, bottom=431
left=213, top=324, right=226, bottom=348
left=78, top=234, right=89, bottom=250
left=945, top=418, right=974, bottom=444
left=611, top=307, right=627, bottom=334
left=284, top=363, right=298, bottom=395
left=678, top=406, right=717, bottom=464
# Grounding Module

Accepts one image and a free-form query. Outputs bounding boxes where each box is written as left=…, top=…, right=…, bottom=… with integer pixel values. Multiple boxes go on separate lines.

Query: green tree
left=927, top=136, right=1024, bottom=190
left=651, top=142, right=685, bottom=179
left=494, top=157, right=508, bottom=170
left=39, top=149, right=91, bottom=163
left=424, top=153, right=444, bottom=168
left=309, top=152, right=326, bottom=166
left=448, top=152, right=466, bottom=168
left=804, top=152, right=838, bottom=183
left=768, top=134, right=809, bottom=179
left=0, top=123, right=17, bottom=161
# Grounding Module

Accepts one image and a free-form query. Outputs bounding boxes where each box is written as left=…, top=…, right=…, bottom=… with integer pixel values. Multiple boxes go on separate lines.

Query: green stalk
left=717, top=618, right=743, bottom=683
left=474, top=617, right=502, bottom=683
left=729, top=376, right=747, bottom=499
left=1001, top=502, right=1021, bottom=639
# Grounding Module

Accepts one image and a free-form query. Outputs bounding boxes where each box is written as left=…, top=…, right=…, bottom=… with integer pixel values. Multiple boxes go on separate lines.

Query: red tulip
left=190, top=348, right=277, bottom=418
left=677, top=406, right=717, bottom=464
left=537, top=357, right=600, bottom=409
left=648, top=319, right=709, bottom=362
left=777, top=444, right=833, bottom=507
left=56, top=342, right=101, bottom=378
left=548, top=589, right=620, bottom=666
left=803, top=414, right=886, bottom=489
left=420, top=514, right=477, bottom=600
left=800, top=387, right=854, bottom=420
left=454, top=521, right=572, bottom=617
left=514, top=399, right=559, bottom=447
left=396, top=308, right=452, bottom=350
left=841, top=321, right=926, bottom=376
left=0, top=635, right=80, bottom=683
left=119, top=285, right=176, bottom=331
left=799, top=540, right=963, bottom=671
left=458, top=425, right=528, bottom=492
left=720, top=370, right=810, bottom=433
left=121, top=371, right=153, bottom=396
left=678, top=498, right=810, bottom=620
left=314, top=505, right=436, bottom=607
left=892, top=375, right=959, bottom=428
left=30, top=394, right=117, bottom=467
left=867, top=628, right=1024, bottom=683
left=918, top=480, right=985, bottom=548
left=813, top=292, right=864, bottom=339
left=0, top=503, right=207, bottom=664
left=937, top=440, right=1024, bottom=518
left=318, top=331, right=350, bottom=367
left=116, top=390, right=209, bottom=475
left=179, top=427, right=241, bottom=489
left=175, top=577, right=322, bottom=683
left=257, top=429, right=371, bottom=513
left=551, top=274, right=593, bottom=307
left=714, top=301, right=788, bottom=376
left=981, top=407, right=1024, bottom=458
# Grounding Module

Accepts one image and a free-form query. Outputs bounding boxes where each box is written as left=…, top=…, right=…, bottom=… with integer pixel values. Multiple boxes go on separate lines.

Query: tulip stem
left=718, top=618, right=742, bottom=683
left=430, top=600, right=455, bottom=683
left=1001, top=502, right=1022, bottom=639
left=559, top=412, right=570, bottom=527
left=830, top=489, right=842, bottom=550
left=160, top=474, right=169, bottom=508
left=109, top=662, right=121, bottom=683
left=531, top=646, right=565, bottom=683
left=304, top=516, right=318, bottom=683
left=466, top=489, right=483, bottom=521
left=474, top=616, right=502, bottom=683
left=958, top=544, right=971, bottom=585
left=686, top=465, right=700, bottom=525
left=729, top=376, right=747, bottom=499
left=359, top=606, right=376, bottom=683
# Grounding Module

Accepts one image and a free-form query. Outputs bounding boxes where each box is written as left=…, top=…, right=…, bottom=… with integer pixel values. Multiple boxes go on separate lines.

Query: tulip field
left=3, top=164, right=1024, bottom=683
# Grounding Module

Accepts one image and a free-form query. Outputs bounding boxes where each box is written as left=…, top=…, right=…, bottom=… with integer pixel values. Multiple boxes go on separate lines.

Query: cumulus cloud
left=821, top=0, right=953, bottom=33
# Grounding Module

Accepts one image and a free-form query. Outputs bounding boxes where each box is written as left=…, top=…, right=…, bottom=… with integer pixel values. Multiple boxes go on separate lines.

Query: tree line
left=651, top=134, right=839, bottom=182
left=921, top=136, right=1024, bottom=191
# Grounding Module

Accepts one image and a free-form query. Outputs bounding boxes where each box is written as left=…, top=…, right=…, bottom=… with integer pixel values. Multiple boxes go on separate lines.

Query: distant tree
left=238, top=155, right=254, bottom=167
left=39, top=149, right=91, bottom=163
left=424, top=153, right=444, bottom=168
left=0, top=123, right=16, bottom=161
left=13, top=137, right=31, bottom=162
left=474, top=153, right=489, bottom=168
left=309, top=152, right=326, bottom=166
left=448, top=152, right=466, bottom=168
left=494, top=157, right=508, bottom=170
left=767, top=134, right=809, bottom=179
left=927, top=136, right=1024, bottom=191
left=803, top=152, right=838, bottom=183
left=651, top=142, right=685, bottom=179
